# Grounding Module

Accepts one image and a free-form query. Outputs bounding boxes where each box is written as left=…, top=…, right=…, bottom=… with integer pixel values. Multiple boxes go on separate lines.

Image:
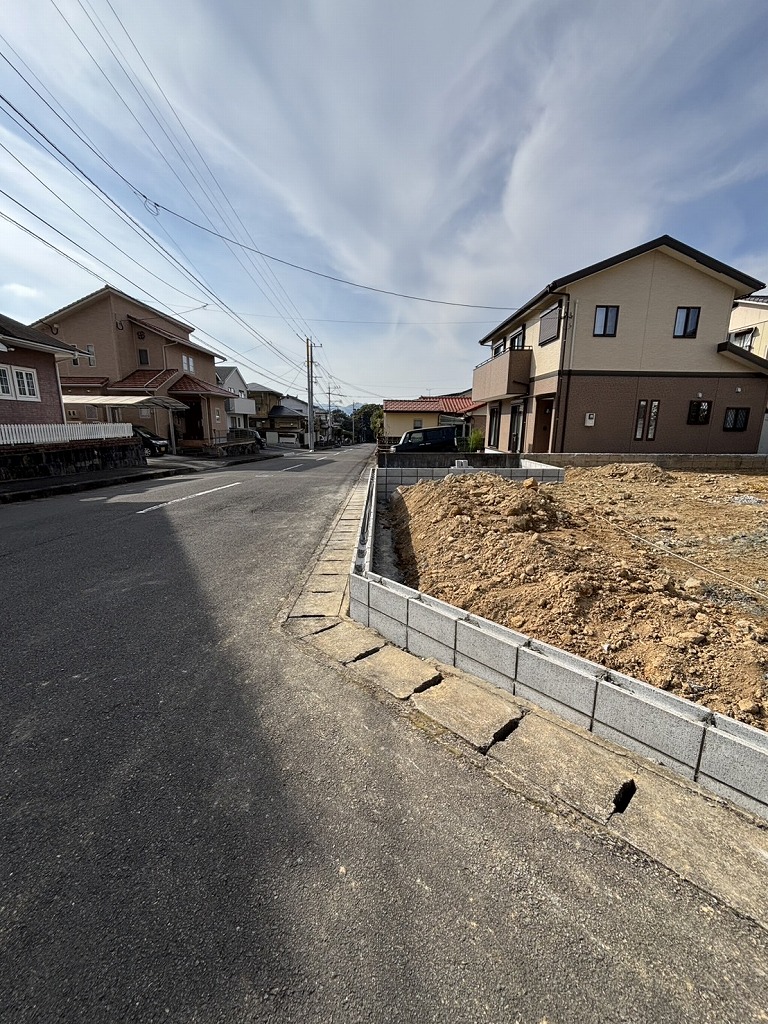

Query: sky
left=1, top=0, right=767, bottom=406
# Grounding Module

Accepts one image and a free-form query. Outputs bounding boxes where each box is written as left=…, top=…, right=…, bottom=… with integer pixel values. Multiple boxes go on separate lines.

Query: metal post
left=306, top=337, right=315, bottom=452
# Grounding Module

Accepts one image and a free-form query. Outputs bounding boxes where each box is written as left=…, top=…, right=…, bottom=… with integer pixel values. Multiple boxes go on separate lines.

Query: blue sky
left=1, top=0, right=767, bottom=404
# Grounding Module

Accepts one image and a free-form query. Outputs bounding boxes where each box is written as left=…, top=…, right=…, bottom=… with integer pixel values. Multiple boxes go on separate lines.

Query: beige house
left=727, top=295, right=768, bottom=360
left=471, top=236, right=767, bottom=455
left=32, top=286, right=232, bottom=450
left=383, top=392, right=481, bottom=444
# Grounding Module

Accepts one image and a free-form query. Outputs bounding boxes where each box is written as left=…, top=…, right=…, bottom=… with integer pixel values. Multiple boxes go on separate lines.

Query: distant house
left=471, top=236, right=768, bottom=455
left=216, top=365, right=256, bottom=431
left=32, top=286, right=233, bottom=450
left=246, top=381, right=283, bottom=432
left=383, top=391, right=481, bottom=444
left=0, top=313, right=79, bottom=425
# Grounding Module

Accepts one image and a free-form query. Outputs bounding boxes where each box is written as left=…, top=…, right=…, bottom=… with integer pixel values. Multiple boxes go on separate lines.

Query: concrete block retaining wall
left=350, top=467, right=768, bottom=820
left=376, top=460, right=564, bottom=501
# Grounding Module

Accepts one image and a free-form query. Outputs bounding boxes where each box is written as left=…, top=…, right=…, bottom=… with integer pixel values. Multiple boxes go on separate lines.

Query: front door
left=532, top=397, right=554, bottom=452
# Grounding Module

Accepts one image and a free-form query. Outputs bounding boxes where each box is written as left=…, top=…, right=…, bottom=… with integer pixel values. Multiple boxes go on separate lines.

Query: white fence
left=0, top=423, right=133, bottom=446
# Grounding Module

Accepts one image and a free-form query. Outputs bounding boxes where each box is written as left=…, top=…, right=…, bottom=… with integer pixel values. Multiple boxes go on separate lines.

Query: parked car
left=390, top=425, right=458, bottom=453
left=227, top=428, right=266, bottom=449
left=133, top=425, right=170, bottom=456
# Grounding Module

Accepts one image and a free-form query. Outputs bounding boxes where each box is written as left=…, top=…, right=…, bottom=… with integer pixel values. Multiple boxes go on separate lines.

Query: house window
left=593, top=306, right=619, bottom=337
left=647, top=400, right=660, bottom=440
left=12, top=367, right=40, bottom=401
left=215, top=407, right=221, bottom=422
left=139, top=406, right=152, bottom=419
left=413, top=419, right=423, bottom=429
left=509, top=327, right=525, bottom=350
left=0, top=365, right=11, bottom=397
left=488, top=405, right=501, bottom=447
left=687, top=400, right=711, bottom=425
left=723, top=407, right=750, bottom=432
left=182, top=354, right=195, bottom=373
left=674, top=307, right=700, bottom=338
left=634, top=399, right=660, bottom=441
left=86, top=344, right=96, bottom=367
left=492, top=337, right=506, bottom=358
left=138, top=348, right=149, bottom=365
left=538, top=304, right=560, bottom=345
left=729, top=328, right=755, bottom=350
left=85, top=404, right=98, bottom=420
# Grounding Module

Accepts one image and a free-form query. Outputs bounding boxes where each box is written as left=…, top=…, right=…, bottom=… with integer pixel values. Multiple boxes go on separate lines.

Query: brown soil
left=390, top=466, right=768, bottom=731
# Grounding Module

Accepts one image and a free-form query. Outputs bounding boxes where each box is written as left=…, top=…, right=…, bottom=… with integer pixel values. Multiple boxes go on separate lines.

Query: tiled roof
left=742, top=294, right=768, bottom=304
left=59, top=376, right=110, bottom=388
left=383, top=395, right=478, bottom=414
left=168, top=373, right=232, bottom=397
left=0, top=313, right=77, bottom=354
left=111, top=369, right=179, bottom=390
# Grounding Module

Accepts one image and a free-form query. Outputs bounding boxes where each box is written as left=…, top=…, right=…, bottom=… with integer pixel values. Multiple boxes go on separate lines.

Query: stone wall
left=0, top=438, right=144, bottom=481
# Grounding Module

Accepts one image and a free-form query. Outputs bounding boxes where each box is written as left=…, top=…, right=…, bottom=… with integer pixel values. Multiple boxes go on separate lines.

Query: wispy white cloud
left=0, top=0, right=767, bottom=396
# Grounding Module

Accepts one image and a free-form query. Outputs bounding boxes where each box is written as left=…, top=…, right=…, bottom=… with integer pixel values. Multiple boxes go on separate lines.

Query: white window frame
left=0, top=363, right=41, bottom=402
left=182, top=354, right=196, bottom=373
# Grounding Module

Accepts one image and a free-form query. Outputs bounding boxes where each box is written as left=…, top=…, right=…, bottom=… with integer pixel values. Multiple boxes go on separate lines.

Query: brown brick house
left=32, top=287, right=232, bottom=450
left=471, top=236, right=767, bottom=455
left=0, top=313, right=79, bottom=425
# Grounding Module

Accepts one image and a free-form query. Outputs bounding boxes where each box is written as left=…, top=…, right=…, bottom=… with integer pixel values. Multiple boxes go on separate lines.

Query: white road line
left=136, top=481, right=242, bottom=514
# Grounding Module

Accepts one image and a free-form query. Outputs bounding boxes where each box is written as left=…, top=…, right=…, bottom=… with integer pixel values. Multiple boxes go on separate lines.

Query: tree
left=351, top=403, right=383, bottom=442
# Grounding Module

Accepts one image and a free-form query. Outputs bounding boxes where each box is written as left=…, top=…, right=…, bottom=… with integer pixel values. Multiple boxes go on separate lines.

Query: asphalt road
left=1, top=446, right=766, bottom=1024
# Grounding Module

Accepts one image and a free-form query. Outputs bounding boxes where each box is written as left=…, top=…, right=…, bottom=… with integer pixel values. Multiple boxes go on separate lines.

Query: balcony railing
left=225, top=396, right=257, bottom=415
left=0, top=422, right=133, bottom=446
left=472, top=346, right=532, bottom=403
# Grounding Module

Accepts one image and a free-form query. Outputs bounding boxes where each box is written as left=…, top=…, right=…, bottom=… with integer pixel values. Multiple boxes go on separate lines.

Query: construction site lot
left=389, top=465, right=768, bottom=733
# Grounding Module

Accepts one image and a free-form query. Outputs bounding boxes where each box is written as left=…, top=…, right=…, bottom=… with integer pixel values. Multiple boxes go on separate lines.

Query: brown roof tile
left=168, top=373, right=232, bottom=397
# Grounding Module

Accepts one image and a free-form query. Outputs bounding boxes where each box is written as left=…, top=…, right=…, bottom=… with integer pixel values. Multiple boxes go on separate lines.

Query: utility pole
left=352, top=402, right=355, bottom=445
left=327, top=385, right=333, bottom=448
left=306, top=337, right=315, bottom=452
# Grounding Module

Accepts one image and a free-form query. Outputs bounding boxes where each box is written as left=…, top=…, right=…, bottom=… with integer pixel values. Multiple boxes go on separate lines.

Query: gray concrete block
left=454, top=652, right=515, bottom=694
left=420, top=593, right=469, bottom=620
left=594, top=678, right=705, bottom=770
left=603, top=669, right=713, bottom=724
left=592, top=722, right=695, bottom=780
left=527, top=638, right=603, bottom=678
left=368, top=608, right=407, bottom=648
left=349, top=597, right=369, bottom=627
left=698, top=727, right=768, bottom=805
left=409, top=599, right=463, bottom=648
left=464, top=612, right=531, bottom=648
left=710, top=712, right=768, bottom=754
left=695, top=775, right=768, bottom=821
left=381, top=579, right=421, bottom=600
left=407, top=627, right=455, bottom=666
left=514, top=685, right=592, bottom=730
left=368, top=580, right=409, bottom=624
left=516, top=646, right=597, bottom=717
left=456, top=620, right=519, bottom=678
left=348, top=573, right=369, bottom=605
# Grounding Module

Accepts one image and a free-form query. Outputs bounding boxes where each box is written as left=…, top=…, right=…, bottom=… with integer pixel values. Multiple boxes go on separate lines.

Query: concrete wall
left=525, top=451, right=768, bottom=473
left=0, top=438, right=144, bottom=483
left=349, top=468, right=768, bottom=820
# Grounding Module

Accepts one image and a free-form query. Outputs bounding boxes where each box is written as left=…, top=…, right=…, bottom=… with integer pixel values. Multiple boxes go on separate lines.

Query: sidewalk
left=282, top=472, right=768, bottom=931
left=0, top=450, right=283, bottom=504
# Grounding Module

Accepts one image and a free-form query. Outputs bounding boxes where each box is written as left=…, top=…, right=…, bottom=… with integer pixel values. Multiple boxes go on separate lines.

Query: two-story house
left=216, top=365, right=256, bottom=431
left=246, top=381, right=283, bottom=433
left=471, top=236, right=767, bottom=455
left=31, top=286, right=233, bottom=451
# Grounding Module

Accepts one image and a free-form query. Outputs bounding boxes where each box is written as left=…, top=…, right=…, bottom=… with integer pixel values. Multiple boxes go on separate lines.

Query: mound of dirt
left=390, top=469, right=768, bottom=730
